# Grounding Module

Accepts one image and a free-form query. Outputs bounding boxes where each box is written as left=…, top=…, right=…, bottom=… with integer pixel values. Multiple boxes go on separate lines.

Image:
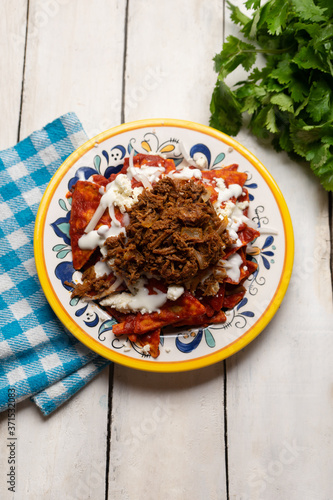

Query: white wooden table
left=1, top=1, right=332, bottom=499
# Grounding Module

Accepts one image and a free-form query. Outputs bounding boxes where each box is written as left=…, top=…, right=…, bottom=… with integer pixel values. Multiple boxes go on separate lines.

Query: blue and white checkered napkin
left=0, top=113, right=110, bottom=416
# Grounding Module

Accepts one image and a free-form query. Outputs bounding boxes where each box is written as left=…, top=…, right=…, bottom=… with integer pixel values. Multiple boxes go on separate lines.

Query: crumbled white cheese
left=236, top=200, right=249, bottom=210
left=100, top=279, right=167, bottom=314
left=215, top=200, right=235, bottom=220
left=167, top=286, right=184, bottom=301
left=84, top=174, right=143, bottom=235
left=193, top=153, right=208, bottom=170
left=216, top=178, right=226, bottom=191
left=142, top=344, right=151, bottom=354
left=107, top=174, right=143, bottom=213
left=214, top=199, right=253, bottom=243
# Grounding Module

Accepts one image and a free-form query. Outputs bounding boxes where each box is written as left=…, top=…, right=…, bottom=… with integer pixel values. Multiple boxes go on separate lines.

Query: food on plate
left=67, top=150, right=260, bottom=358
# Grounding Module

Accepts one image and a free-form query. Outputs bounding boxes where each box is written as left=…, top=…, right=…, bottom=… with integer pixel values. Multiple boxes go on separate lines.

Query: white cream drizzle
left=220, top=253, right=243, bottom=283
left=94, top=260, right=112, bottom=278
left=168, top=166, right=202, bottom=180
left=100, top=280, right=184, bottom=314
left=84, top=174, right=143, bottom=235
left=75, top=151, right=256, bottom=314
left=79, top=223, right=126, bottom=250
left=215, top=178, right=243, bottom=203
left=100, top=280, right=166, bottom=314
left=127, top=149, right=165, bottom=188
left=175, top=142, right=198, bottom=168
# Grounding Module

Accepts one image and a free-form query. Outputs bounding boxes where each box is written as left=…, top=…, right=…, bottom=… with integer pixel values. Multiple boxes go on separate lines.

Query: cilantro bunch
left=210, top=0, right=333, bottom=190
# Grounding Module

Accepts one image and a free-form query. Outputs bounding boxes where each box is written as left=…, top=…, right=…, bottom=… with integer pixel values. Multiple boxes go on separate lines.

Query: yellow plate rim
left=34, top=118, right=294, bottom=372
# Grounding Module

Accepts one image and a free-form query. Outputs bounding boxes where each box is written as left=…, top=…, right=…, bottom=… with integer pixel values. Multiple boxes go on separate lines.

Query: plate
left=34, top=118, right=294, bottom=372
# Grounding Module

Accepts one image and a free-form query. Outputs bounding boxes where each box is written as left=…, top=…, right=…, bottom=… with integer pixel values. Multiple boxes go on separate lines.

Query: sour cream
left=168, top=166, right=202, bottom=180
left=100, top=280, right=167, bottom=314
left=84, top=174, right=143, bottom=235
left=94, top=260, right=112, bottom=278
left=78, top=223, right=126, bottom=250
left=215, top=178, right=243, bottom=203
left=100, top=281, right=184, bottom=314
left=219, top=252, right=243, bottom=283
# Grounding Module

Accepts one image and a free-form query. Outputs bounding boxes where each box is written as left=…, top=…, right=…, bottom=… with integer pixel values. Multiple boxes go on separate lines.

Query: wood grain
left=108, top=1, right=227, bottom=499
left=1, top=1, right=332, bottom=499
left=122, top=0, right=223, bottom=124
left=20, top=0, right=126, bottom=139
left=109, top=366, right=227, bottom=500
left=0, top=1, right=125, bottom=498
left=0, top=0, right=28, bottom=149
left=224, top=3, right=333, bottom=500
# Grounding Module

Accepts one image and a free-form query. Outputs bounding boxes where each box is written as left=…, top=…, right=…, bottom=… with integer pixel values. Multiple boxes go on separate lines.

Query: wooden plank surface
left=0, top=0, right=332, bottom=499
left=0, top=0, right=28, bottom=149
left=20, top=0, right=126, bottom=138
left=224, top=3, right=333, bottom=500
left=122, top=0, right=222, bottom=124
left=109, top=366, right=227, bottom=500
left=1, top=1, right=126, bottom=499
left=108, top=1, right=227, bottom=499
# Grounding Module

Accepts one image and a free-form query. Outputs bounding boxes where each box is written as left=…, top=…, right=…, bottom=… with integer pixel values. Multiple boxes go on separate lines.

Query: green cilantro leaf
left=245, top=0, right=261, bottom=9
left=291, top=0, right=327, bottom=22
left=265, top=107, right=279, bottom=133
left=227, top=1, right=250, bottom=27
left=305, top=142, right=331, bottom=166
left=310, top=157, right=333, bottom=190
left=265, top=0, right=289, bottom=35
left=306, top=80, right=331, bottom=122
left=317, top=0, right=333, bottom=17
left=213, top=36, right=257, bottom=80
left=278, top=126, right=294, bottom=152
left=209, top=0, right=333, bottom=190
left=270, top=93, right=294, bottom=113
left=293, top=46, right=330, bottom=73
left=288, top=79, right=309, bottom=103
left=209, top=81, right=242, bottom=136
left=270, top=59, right=295, bottom=85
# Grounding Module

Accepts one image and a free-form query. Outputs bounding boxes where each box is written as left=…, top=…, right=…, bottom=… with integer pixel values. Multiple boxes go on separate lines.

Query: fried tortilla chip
left=112, top=292, right=206, bottom=336
left=69, top=181, right=111, bottom=270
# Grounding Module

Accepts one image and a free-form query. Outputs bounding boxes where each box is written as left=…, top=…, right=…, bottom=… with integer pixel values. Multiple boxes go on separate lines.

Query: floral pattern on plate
left=36, top=120, right=293, bottom=370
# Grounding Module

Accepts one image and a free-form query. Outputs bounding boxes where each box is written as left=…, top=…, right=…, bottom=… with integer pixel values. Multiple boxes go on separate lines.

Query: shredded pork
left=70, top=266, right=121, bottom=300
left=103, top=177, right=233, bottom=295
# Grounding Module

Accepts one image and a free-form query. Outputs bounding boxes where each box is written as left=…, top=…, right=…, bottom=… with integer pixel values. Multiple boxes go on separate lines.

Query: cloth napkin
left=0, top=113, right=110, bottom=416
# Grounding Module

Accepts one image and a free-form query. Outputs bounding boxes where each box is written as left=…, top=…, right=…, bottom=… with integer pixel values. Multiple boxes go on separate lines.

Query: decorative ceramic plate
left=34, top=119, right=294, bottom=372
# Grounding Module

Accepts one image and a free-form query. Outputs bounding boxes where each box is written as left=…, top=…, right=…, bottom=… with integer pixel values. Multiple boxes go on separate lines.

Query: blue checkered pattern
left=32, top=356, right=109, bottom=415
left=0, top=113, right=110, bottom=416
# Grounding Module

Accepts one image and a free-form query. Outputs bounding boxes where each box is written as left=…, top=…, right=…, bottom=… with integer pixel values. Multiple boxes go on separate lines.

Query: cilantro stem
left=210, top=0, right=333, bottom=190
